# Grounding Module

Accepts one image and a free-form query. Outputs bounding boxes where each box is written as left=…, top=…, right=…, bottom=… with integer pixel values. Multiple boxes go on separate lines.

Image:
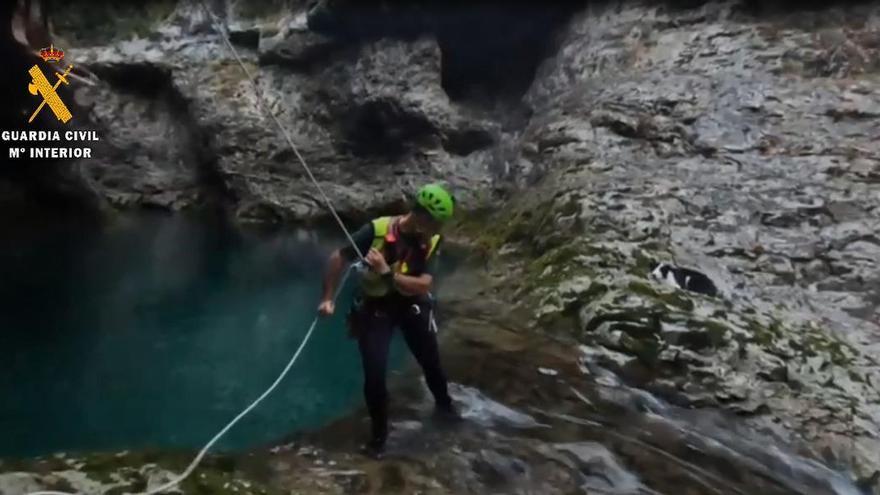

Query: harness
left=360, top=216, right=440, bottom=298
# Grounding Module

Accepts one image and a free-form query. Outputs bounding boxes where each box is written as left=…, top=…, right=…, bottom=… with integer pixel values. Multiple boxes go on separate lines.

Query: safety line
left=26, top=1, right=371, bottom=492
left=26, top=266, right=354, bottom=495
left=196, top=0, right=366, bottom=262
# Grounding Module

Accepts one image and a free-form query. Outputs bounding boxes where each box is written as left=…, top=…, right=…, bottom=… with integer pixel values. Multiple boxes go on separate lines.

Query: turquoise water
left=0, top=213, right=407, bottom=458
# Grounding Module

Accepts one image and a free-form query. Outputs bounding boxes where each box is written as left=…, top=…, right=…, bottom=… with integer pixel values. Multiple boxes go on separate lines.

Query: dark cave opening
left=433, top=5, right=579, bottom=105
left=307, top=2, right=581, bottom=107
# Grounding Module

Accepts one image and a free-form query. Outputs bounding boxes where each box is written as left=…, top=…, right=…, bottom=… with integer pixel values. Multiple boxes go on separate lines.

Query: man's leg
left=353, top=304, right=395, bottom=451
left=399, top=302, right=454, bottom=411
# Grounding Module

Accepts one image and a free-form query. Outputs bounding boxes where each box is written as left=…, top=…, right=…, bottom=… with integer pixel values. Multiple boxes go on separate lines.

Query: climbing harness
left=359, top=216, right=441, bottom=298
left=29, top=2, right=447, bottom=492
left=26, top=2, right=371, bottom=494
left=429, top=307, right=438, bottom=334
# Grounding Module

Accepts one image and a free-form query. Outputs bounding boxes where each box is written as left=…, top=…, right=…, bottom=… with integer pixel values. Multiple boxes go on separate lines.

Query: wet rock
left=470, top=449, right=528, bottom=488
left=555, top=442, right=643, bottom=493
left=318, top=37, right=498, bottom=159
left=67, top=54, right=211, bottom=212
left=61, top=9, right=497, bottom=223
left=6, top=0, right=880, bottom=491
left=258, top=30, right=340, bottom=70
left=757, top=363, right=789, bottom=383
left=451, top=384, right=545, bottom=429
left=228, top=27, right=260, bottom=49
left=660, top=321, right=722, bottom=351
left=467, top=1, right=880, bottom=481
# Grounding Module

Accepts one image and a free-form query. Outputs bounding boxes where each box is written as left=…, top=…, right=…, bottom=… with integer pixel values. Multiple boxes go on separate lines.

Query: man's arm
left=320, top=249, right=348, bottom=302
left=392, top=272, right=433, bottom=296
left=319, top=223, right=373, bottom=306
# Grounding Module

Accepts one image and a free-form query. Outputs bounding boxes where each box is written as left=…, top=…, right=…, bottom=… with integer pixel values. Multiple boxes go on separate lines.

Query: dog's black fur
left=651, top=263, right=719, bottom=297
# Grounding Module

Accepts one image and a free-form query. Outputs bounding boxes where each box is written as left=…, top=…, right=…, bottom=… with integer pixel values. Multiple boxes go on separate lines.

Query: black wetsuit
left=340, top=220, right=453, bottom=447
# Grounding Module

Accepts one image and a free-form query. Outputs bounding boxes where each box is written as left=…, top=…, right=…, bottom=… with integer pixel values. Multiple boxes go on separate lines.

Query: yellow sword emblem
left=28, top=64, right=74, bottom=124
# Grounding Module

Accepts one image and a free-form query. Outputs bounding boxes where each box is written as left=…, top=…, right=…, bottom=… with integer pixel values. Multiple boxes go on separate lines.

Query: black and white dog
left=650, top=263, right=719, bottom=297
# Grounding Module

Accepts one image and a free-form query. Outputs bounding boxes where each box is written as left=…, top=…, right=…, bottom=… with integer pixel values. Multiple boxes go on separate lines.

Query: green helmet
left=416, top=183, right=455, bottom=221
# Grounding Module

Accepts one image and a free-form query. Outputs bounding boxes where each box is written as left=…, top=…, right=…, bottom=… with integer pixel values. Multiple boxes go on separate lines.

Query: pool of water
left=0, top=213, right=412, bottom=458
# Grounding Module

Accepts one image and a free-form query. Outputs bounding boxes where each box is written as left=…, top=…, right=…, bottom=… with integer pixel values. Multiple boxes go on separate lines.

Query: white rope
left=196, top=0, right=366, bottom=262
left=26, top=1, right=373, bottom=492
left=27, top=266, right=354, bottom=495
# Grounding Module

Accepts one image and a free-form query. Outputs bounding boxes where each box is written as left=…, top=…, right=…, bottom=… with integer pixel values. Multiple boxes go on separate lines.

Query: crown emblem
left=39, top=44, right=64, bottom=62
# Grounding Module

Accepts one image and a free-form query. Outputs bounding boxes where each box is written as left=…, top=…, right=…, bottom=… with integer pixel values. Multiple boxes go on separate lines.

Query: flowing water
left=0, top=213, right=409, bottom=458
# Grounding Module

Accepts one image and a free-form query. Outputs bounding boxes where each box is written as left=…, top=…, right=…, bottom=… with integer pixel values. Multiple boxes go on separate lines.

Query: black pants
left=348, top=297, right=453, bottom=444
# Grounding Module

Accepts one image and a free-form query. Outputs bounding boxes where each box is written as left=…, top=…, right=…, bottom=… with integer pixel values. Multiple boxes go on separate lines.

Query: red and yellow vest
left=360, top=216, right=440, bottom=298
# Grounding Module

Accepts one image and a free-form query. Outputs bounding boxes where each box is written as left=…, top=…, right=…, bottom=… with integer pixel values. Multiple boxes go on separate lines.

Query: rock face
left=452, top=0, right=880, bottom=486
left=1, top=327, right=870, bottom=495
left=49, top=0, right=500, bottom=224
left=4, top=0, right=880, bottom=494
left=0, top=2, right=104, bottom=216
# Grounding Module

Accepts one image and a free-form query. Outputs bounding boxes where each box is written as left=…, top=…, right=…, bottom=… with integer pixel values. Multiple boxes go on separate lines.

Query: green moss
left=1, top=455, right=69, bottom=473
left=536, top=309, right=578, bottom=335
left=556, top=195, right=581, bottom=216
left=802, top=329, right=854, bottom=366
left=613, top=322, right=660, bottom=339
left=105, top=477, right=147, bottom=495
left=745, top=318, right=783, bottom=346
left=66, top=450, right=190, bottom=488
left=585, top=308, right=661, bottom=333
left=579, top=282, right=610, bottom=303
left=683, top=319, right=730, bottom=348
left=627, top=280, right=695, bottom=312
left=632, top=249, right=659, bottom=273
left=449, top=206, right=521, bottom=253
left=54, top=1, right=176, bottom=44
left=234, top=0, right=292, bottom=19
left=739, top=316, right=856, bottom=368
left=2, top=450, right=275, bottom=495
left=509, top=239, right=611, bottom=303
left=849, top=370, right=865, bottom=384
left=703, top=320, right=731, bottom=346
left=41, top=475, right=76, bottom=493
left=450, top=194, right=570, bottom=257
left=619, top=334, right=663, bottom=367
left=527, top=243, right=590, bottom=282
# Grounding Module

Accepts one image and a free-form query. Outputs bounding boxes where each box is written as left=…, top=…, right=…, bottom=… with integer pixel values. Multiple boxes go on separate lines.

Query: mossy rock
left=697, top=319, right=732, bottom=347
left=584, top=308, right=662, bottom=334
left=522, top=249, right=604, bottom=295
left=40, top=475, right=76, bottom=493
left=618, top=334, right=664, bottom=367
left=627, top=280, right=695, bottom=312
left=449, top=194, right=566, bottom=256
left=448, top=206, right=522, bottom=254
left=744, top=317, right=784, bottom=346
left=233, top=0, right=295, bottom=20
left=1, top=450, right=275, bottom=495
left=801, top=328, right=855, bottom=366
left=54, top=1, right=176, bottom=44
left=661, top=318, right=730, bottom=350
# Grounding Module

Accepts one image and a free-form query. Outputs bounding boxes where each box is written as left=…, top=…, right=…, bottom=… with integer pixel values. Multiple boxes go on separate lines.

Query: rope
left=195, top=0, right=366, bottom=262
left=138, top=270, right=353, bottom=495
left=27, top=1, right=372, bottom=493
left=27, top=265, right=355, bottom=495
